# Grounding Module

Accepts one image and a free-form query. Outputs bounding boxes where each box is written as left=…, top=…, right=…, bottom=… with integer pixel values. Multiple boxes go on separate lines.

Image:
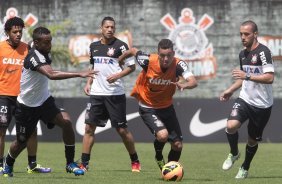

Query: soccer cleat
left=235, top=167, right=248, bottom=179
left=66, top=162, right=85, bottom=176
left=131, top=161, right=141, bottom=172
left=2, top=164, right=13, bottom=177
left=222, top=152, right=240, bottom=170
left=155, top=158, right=165, bottom=171
left=27, top=164, right=51, bottom=174
left=79, top=163, right=89, bottom=172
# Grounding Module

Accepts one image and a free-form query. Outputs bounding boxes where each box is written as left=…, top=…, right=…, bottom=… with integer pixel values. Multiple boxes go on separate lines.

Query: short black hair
left=158, top=39, right=174, bottom=51
left=32, top=26, right=51, bottom=41
left=101, top=16, right=115, bottom=26
left=241, top=20, right=258, bottom=33
left=4, top=17, right=25, bottom=32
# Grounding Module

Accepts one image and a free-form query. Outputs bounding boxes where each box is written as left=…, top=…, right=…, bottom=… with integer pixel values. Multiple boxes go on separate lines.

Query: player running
left=2, top=26, right=97, bottom=177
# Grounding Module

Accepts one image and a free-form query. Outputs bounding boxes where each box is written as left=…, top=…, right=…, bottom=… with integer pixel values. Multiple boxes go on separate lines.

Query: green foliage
left=27, top=20, right=76, bottom=67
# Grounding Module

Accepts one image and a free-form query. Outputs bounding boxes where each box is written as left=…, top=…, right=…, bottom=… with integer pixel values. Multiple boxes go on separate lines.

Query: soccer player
left=0, top=17, right=50, bottom=174
left=220, top=20, right=274, bottom=179
left=80, top=16, right=141, bottom=172
left=118, top=39, right=197, bottom=171
left=2, top=26, right=98, bottom=177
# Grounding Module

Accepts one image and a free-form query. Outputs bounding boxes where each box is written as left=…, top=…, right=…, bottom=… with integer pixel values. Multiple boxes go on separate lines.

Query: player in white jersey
left=220, top=20, right=274, bottom=179
left=79, top=17, right=141, bottom=172
left=2, top=26, right=97, bottom=177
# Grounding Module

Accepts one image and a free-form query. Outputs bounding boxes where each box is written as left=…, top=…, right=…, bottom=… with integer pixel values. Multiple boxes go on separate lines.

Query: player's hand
left=80, top=70, right=99, bottom=78
left=232, top=69, right=245, bottom=80
left=219, top=90, right=233, bottom=101
left=84, top=83, right=91, bottom=96
left=171, top=81, right=185, bottom=91
left=107, top=73, right=121, bottom=83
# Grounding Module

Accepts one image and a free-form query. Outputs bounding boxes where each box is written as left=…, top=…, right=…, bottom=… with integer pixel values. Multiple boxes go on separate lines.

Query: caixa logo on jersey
left=258, top=36, right=282, bottom=61
left=0, top=7, right=38, bottom=41
left=160, top=8, right=217, bottom=80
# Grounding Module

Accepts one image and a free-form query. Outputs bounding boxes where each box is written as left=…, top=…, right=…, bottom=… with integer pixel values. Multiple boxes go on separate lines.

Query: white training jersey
left=239, top=43, right=274, bottom=108
left=88, top=38, right=135, bottom=95
left=17, top=48, right=51, bottom=107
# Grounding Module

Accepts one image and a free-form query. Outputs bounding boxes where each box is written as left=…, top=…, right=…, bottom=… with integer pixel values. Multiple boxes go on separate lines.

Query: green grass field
left=1, top=143, right=282, bottom=184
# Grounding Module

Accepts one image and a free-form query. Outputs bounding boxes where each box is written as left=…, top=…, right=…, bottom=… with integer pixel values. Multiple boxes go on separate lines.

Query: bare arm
left=171, top=76, right=197, bottom=91
left=118, top=48, right=139, bottom=65
left=219, top=79, right=243, bottom=101
left=37, top=64, right=98, bottom=80
left=106, top=65, right=135, bottom=83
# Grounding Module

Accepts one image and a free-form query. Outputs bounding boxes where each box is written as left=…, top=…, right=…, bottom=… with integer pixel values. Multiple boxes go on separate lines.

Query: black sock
left=81, top=153, right=90, bottom=165
left=154, top=139, right=165, bottom=160
left=5, top=153, right=15, bottom=167
left=28, top=155, right=37, bottom=169
left=129, top=152, right=139, bottom=163
left=242, top=144, right=258, bottom=170
left=65, top=145, right=75, bottom=165
left=168, top=149, right=181, bottom=162
left=226, top=131, right=239, bottom=156
left=0, top=158, right=3, bottom=167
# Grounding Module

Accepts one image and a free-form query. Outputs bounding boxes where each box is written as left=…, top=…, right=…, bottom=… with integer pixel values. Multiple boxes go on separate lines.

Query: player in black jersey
left=220, top=20, right=274, bottom=179
left=2, top=27, right=97, bottom=177
left=79, top=17, right=141, bottom=172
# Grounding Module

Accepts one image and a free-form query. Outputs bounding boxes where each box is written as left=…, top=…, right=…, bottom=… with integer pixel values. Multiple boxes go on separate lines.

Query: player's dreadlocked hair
left=158, top=38, right=174, bottom=51
left=101, top=16, right=115, bottom=26
left=4, top=16, right=25, bottom=32
left=32, top=26, right=51, bottom=41
left=241, top=20, right=258, bottom=33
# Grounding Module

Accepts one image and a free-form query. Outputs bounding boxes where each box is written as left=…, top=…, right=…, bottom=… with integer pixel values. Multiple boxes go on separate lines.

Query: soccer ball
left=161, top=161, right=184, bottom=181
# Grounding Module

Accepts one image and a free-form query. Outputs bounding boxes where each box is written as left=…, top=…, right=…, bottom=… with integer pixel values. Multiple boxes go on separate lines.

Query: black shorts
left=228, top=98, right=272, bottom=141
left=0, top=96, right=17, bottom=128
left=15, top=96, right=61, bottom=141
left=85, top=95, right=127, bottom=128
left=139, top=105, right=183, bottom=142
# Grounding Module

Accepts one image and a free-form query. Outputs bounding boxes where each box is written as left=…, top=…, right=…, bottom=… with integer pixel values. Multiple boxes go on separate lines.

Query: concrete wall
left=1, top=0, right=282, bottom=98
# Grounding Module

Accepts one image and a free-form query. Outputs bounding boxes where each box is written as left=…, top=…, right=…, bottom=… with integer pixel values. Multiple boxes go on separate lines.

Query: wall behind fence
left=1, top=0, right=281, bottom=98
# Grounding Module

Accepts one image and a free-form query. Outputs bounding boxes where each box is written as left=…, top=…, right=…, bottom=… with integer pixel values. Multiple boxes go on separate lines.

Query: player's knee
left=156, top=130, right=168, bottom=142
left=172, top=141, right=183, bottom=151
left=84, top=124, right=95, bottom=135
left=226, top=122, right=239, bottom=133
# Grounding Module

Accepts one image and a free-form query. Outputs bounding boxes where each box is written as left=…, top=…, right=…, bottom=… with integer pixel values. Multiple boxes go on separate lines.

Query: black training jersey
left=239, top=43, right=274, bottom=108
left=135, top=50, right=194, bottom=79
left=17, top=48, right=51, bottom=107
left=89, top=38, right=135, bottom=95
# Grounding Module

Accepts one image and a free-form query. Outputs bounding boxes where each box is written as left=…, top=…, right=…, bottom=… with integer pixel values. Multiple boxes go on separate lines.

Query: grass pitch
left=1, top=143, right=282, bottom=184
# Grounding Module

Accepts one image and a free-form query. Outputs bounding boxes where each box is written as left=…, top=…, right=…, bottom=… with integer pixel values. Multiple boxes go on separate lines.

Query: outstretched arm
left=37, top=64, right=98, bottom=80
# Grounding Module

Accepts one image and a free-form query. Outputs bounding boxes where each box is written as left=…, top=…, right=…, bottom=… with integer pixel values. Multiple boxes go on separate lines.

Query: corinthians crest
left=161, top=8, right=217, bottom=80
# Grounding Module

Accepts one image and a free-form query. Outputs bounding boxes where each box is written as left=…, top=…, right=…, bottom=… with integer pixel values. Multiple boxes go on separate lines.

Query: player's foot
left=131, top=161, right=141, bottom=172
left=155, top=158, right=165, bottom=170
left=235, top=167, right=248, bottom=179
left=2, top=164, right=13, bottom=177
left=0, top=166, right=3, bottom=174
left=79, top=163, right=89, bottom=172
left=66, top=162, right=85, bottom=176
left=222, top=152, right=240, bottom=170
left=27, top=164, right=51, bottom=174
